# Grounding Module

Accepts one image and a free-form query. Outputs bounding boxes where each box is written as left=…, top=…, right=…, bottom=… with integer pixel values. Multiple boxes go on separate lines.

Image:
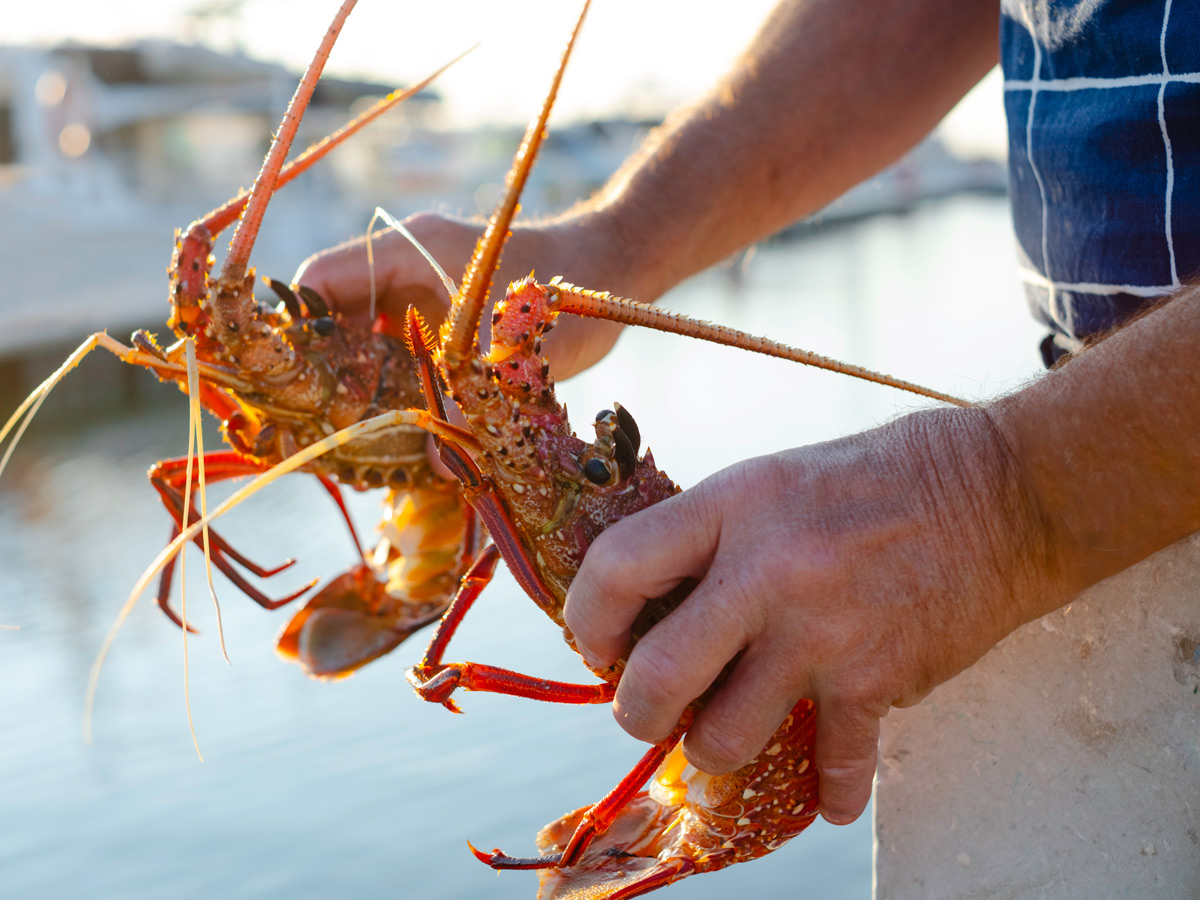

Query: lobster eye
left=583, top=457, right=613, bottom=485
left=312, top=316, right=336, bottom=336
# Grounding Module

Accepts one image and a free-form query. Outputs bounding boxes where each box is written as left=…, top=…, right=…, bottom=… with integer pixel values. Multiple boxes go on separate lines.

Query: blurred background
left=0, top=2, right=1043, bottom=898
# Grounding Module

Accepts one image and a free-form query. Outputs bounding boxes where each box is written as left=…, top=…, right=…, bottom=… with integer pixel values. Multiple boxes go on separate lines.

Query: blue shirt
left=1001, top=0, right=1200, bottom=361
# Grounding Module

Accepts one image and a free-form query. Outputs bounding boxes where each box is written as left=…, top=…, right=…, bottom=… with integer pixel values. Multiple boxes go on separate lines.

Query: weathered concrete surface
left=875, top=533, right=1200, bottom=900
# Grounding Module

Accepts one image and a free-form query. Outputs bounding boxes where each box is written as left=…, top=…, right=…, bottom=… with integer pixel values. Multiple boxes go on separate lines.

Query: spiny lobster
left=138, top=1, right=971, bottom=897
left=0, top=2, right=479, bottom=681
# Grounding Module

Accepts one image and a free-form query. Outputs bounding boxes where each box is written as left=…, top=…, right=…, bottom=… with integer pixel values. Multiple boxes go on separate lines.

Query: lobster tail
left=535, top=700, right=821, bottom=899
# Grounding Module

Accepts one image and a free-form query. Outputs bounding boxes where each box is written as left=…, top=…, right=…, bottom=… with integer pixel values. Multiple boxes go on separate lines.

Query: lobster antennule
left=220, top=0, right=358, bottom=286
left=443, top=0, right=592, bottom=365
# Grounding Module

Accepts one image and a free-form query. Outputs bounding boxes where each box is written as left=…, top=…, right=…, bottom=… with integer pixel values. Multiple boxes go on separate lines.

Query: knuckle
left=686, top=716, right=760, bottom=773
left=623, top=641, right=693, bottom=713
left=817, top=755, right=877, bottom=783
left=583, top=524, right=631, bottom=575
left=399, top=209, right=441, bottom=237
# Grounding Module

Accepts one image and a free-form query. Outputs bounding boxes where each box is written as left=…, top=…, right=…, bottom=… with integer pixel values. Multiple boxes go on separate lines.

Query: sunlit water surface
left=0, top=196, right=1044, bottom=900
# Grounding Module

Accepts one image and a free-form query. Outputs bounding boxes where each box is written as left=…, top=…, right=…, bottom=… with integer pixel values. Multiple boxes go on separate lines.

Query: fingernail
left=820, top=808, right=859, bottom=826
left=578, top=647, right=602, bottom=669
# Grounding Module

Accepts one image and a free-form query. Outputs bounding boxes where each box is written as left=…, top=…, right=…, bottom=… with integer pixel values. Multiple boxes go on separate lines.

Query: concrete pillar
left=875, top=534, right=1200, bottom=900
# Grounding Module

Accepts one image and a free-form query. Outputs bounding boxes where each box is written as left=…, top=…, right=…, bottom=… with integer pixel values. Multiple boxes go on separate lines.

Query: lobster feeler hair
left=367, top=207, right=461, bottom=317
left=179, top=338, right=211, bottom=760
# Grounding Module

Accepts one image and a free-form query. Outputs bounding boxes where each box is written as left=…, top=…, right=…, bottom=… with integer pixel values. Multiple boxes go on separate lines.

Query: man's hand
left=564, top=406, right=1059, bottom=826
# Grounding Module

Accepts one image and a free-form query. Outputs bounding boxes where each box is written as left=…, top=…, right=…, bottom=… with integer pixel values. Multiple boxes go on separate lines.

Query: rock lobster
left=3, top=1, right=971, bottom=896
left=0, top=5, right=479, bottom=681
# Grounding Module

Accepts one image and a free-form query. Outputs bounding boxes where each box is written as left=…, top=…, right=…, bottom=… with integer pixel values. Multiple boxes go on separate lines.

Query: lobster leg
left=313, top=473, right=367, bottom=562
left=150, top=452, right=319, bottom=622
left=407, top=543, right=615, bottom=712
left=413, top=543, right=502, bottom=672
left=410, top=662, right=615, bottom=712
left=472, top=720, right=690, bottom=871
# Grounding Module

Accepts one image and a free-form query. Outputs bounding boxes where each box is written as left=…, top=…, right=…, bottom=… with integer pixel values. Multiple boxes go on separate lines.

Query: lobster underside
left=534, top=701, right=819, bottom=899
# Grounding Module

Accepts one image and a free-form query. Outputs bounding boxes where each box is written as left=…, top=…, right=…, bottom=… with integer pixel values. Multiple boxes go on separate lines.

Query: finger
left=610, top=565, right=761, bottom=746
left=814, top=699, right=880, bottom=825
left=564, top=487, right=720, bottom=668
left=681, top=645, right=804, bottom=774
left=292, top=233, right=380, bottom=322
left=293, top=224, right=451, bottom=324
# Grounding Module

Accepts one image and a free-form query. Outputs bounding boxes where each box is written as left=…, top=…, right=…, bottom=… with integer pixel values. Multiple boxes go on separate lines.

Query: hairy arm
left=588, top=0, right=999, bottom=299
left=297, top=0, right=999, bottom=376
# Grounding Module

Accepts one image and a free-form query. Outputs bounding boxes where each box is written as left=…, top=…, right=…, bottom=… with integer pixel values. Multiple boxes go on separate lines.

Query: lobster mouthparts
left=535, top=700, right=820, bottom=900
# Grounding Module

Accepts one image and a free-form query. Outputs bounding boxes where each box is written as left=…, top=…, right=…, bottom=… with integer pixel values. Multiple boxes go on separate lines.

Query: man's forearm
left=581, top=0, right=998, bottom=300
left=989, top=288, right=1200, bottom=624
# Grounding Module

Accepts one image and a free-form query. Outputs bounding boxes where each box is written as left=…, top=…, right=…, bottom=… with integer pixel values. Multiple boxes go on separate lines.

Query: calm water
left=0, top=196, right=1045, bottom=900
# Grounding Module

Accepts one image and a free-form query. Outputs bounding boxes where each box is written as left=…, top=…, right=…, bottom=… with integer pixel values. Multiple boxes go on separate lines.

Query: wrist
left=545, top=200, right=664, bottom=304
left=904, top=406, right=1069, bottom=636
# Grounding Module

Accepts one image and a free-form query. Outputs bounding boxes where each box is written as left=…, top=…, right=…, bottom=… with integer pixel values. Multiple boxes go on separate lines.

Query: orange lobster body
left=141, top=60, right=483, bottom=678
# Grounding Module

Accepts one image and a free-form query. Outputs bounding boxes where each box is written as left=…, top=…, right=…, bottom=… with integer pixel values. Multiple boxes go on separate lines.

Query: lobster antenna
left=368, top=207, right=460, bottom=320
left=550, top=281, right=974, bottom=408
left=0, top=335, right=253, bottom=491
left=221, top=0, right=358, bottom=283
left=84, top=406, right=475, bottom=741
left=200, top=44, right=478, bottom=239
left=443, top=0, right=592, bottom=363
left=0, top=387, right=48, bottom=483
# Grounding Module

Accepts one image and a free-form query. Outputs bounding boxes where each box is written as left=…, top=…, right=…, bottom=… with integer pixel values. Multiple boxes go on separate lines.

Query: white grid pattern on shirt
left=1005, top=0, right=1182, bottom=302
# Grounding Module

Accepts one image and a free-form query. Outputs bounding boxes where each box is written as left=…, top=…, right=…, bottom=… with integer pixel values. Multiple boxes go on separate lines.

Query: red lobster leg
left=313, top=473, right=367, bottom=561
left=147, top=449, right=395, bottom=623
left=407, top=544, right=615, bottom=713
left=411, top=663, right=616, bottom=712
left=412, top=544, right=502, bottom=672
left=150, top=452, right=318, bottom=625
